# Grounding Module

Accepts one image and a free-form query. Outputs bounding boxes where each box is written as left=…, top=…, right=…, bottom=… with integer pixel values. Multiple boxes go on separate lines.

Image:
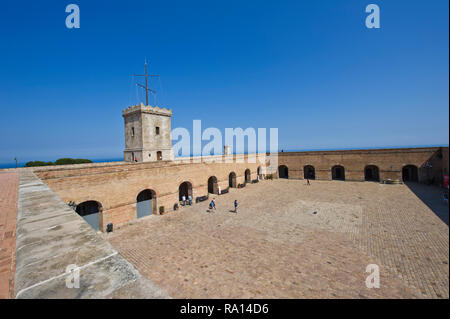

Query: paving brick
left=0, top=172, right=19, bottom=299
left=107, top=180, right=449, bottom=299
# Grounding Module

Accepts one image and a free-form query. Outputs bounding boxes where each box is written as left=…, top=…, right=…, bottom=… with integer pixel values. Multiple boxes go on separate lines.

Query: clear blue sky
left=0, top=0, right=448, bottom=164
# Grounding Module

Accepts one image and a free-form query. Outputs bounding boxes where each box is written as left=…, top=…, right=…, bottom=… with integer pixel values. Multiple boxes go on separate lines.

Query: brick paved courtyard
left=107, top=180, right=449, bottom=299
left=0, top=172, right=19, bottom=299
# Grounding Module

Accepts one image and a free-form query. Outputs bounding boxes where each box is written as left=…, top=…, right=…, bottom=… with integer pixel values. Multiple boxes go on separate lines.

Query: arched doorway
left=208, top=176, right=218, bottom=194
left=229, top=172, right=237, bottom=188
left=245, top=169, right=251, bottom=183
left=136, top=189, right=156, bottom=218
left=402, top=165, right=418, bottom=182
left=278, top=165, right=288, bottom=179
left=304, top=165, right=315, bottom=180
left=332, top=165, right=345, bottom=181
left=179, top=181, right=193, bottom=201
left=76, top=201, right=102, bottom=231
left=365, top=165, right=380, bottom=182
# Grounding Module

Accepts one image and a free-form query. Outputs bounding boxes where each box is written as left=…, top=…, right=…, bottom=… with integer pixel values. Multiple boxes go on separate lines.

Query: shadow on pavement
left=405, top=182, right=449, bottom=226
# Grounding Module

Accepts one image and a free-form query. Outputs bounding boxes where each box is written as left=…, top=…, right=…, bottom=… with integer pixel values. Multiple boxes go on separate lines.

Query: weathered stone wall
left=123, top=104, right=174, bottom=162
left=276, top=147, right=447, bottom=183
left=33, top=147, right=448, bottom=232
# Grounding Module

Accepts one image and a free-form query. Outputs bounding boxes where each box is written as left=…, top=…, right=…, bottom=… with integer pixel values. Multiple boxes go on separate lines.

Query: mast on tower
left=134, top=60, right=159, bottom=105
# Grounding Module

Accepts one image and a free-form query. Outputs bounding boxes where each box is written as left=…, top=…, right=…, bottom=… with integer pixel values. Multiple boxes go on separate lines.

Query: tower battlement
left=122, top=103, right=172, bottom=117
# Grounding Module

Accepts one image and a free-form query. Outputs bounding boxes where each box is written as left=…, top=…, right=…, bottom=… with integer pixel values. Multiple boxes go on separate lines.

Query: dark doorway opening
left=278, top=165, right=289, bottom=179
left=402, top=165, right=418, bottom=182
left=304, top=165, right=315, bottom=180
left=208, top=176, right=218, bottom=194
left=365, top=165, right=380, bottom=182
left=179, top=181, right=193, bottom=201
left=245, top=169, right=251, bottom=183
left=332, top=165, right=345, bottom=181
left=229, top=172, right=237, bottom=188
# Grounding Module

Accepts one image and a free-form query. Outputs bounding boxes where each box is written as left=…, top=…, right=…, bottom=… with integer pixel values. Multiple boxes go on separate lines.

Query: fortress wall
left=277, top=147, right=446, bottom=182
left=33, top=147, right=447, bottom=232
left=35, top=154, right=267, bottom=231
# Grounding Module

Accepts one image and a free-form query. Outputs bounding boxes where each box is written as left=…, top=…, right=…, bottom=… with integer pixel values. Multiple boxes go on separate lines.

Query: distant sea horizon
left=0, top=157, right=124, bottom=169
left=1, top=144, right=447, bottom=169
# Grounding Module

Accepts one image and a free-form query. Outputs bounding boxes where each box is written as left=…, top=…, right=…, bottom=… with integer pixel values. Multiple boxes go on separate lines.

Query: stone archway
left=245, top=169, right=251, bottom=183
left=208, top=176, right=218, bottom=194
left=332, top=165, right=345, bottom=181
left=136, top=189, right=156, bottom=218
left=278, top=165, right=288, bottom=179
left=365, top=165, right=380, bottom=182
left=76, top=200, right=102, bottom=231
left=179, top=181, right=193, bottom=201
left=229, top=172, right=237, bottom=188
left=402, top=165, right=418, bottom=182
left=304, top=165, right=315, bottom=180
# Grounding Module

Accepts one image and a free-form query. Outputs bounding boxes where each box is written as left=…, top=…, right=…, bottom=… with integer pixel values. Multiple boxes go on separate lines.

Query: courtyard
left=106, top=179, right=449, bottom=299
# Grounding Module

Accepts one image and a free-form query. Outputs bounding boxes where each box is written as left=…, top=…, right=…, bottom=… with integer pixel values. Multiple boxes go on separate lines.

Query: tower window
left=155, top=127, right=160, bottom=135
left=131, top=127, right=135, bottom=137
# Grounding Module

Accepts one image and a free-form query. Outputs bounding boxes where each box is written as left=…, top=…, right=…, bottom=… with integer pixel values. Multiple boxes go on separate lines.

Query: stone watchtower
left=122, top=103, right=174, bottom=162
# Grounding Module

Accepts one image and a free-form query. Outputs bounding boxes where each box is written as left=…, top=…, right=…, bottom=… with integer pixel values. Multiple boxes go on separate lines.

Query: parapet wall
left=15, top=170, right=170, bottom=298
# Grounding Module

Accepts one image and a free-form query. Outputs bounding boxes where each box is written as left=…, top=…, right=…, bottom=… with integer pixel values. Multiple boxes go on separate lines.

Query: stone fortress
left=29, top=103, right=448, bottom=232
left=2, top=101, right=448, bottom=299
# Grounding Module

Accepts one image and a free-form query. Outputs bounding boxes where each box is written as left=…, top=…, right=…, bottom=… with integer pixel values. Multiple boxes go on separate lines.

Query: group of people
left=181, top=194, right=239, bottom=213
left=209, top=199, right=239, bottom=213
left=181, top=195, right=192, bottom=206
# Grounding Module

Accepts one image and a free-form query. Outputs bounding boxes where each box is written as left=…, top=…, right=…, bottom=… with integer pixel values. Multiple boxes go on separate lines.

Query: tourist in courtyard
left=182, top=195, right=186, bottom=206
left=306, top=178, right=310, bottom=185
left=188, top=195, right=192, bottom=205
left=234, top=200, right=238, bottom=213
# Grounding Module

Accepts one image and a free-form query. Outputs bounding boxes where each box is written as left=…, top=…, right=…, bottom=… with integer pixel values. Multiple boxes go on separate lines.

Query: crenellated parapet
left=122, top=103, right=172, bottom=117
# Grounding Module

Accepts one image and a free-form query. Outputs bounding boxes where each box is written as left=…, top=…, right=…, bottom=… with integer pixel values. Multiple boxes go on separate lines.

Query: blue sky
left=0, top=0, right=448, bottom=164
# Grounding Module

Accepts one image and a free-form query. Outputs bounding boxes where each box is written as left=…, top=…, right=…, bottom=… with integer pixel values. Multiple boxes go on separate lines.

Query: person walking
left=188, top=195, right=192, bottom=206
left=182, top=195, right=186, bottom=206
left=234, top=200, right=238, bottom=213
left=306, top=178, right=310, bottom=186
left=212, top=198, right=216, bottom=210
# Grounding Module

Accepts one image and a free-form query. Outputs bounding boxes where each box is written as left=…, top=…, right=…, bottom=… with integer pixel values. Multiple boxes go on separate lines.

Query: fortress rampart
left=31, top=147, right=448, bottom=232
